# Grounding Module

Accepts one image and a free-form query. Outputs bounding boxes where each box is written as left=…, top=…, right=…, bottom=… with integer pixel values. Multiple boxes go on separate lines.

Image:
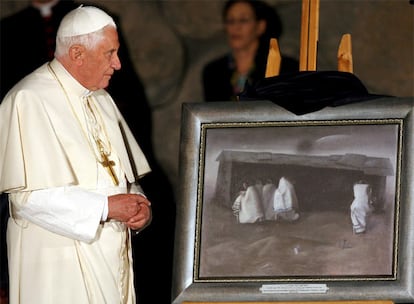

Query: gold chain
left=47, top=62, right=119, bottom=185
left=84, top=95, right=112, bottom=159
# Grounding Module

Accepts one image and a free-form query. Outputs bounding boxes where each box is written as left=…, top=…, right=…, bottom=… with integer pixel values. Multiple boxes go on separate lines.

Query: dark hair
left=222, top=0, right=283, bottom=39
left=222, top=0, right=286, bottom=84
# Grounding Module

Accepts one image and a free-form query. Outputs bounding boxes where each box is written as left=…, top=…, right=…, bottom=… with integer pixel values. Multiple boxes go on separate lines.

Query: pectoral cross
left=97, top=139, right=119, bottom=186
left=85, top=96, right=120, bottom=186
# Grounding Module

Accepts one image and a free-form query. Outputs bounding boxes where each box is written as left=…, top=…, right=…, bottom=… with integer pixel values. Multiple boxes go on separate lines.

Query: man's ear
left=69, top=45, right=85, bottom=63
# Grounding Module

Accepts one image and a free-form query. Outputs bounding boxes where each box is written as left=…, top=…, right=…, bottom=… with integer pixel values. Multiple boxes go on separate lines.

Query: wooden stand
left=265, top=0, right=354, bottom=76
left=299, top=0, right=319, bottom=71
left=243, top=3, right=378, bottom=302
left=337, top=33, right=353, bottom=73
left=265, top=38, right=281, bottom=78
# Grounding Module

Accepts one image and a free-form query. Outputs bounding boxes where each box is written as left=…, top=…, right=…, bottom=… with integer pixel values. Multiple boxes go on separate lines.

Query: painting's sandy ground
left=198, top=202, right=395, bottom=280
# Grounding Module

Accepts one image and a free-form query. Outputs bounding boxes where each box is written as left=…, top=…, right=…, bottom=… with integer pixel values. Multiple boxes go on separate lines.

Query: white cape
left=0, top=59, right=150, bottom=193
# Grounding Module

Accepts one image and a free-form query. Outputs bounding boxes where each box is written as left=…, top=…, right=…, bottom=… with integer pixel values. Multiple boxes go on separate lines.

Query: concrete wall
left=1, top=0, right=413, bottom=200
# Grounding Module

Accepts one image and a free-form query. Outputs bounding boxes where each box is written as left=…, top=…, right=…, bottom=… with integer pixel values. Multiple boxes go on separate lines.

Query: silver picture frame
left=172, top=97, right=414, bottom=304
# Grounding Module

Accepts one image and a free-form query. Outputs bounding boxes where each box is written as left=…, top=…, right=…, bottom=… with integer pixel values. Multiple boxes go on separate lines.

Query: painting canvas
left=197, top=121, right=398, bottom=281
left=172, top=98, right=414, bottom=304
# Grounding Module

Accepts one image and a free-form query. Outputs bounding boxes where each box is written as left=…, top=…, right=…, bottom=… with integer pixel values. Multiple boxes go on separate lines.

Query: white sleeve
left=128, top=182, right=145, bottom=197
left=11, top=186, right=107, bottom=243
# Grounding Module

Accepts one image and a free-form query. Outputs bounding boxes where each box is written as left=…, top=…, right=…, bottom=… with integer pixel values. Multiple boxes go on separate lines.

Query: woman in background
left=202, top=0, right=298, bottom=102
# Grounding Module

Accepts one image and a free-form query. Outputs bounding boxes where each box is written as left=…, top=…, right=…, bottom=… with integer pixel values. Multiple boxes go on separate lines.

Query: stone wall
left=1, top=0, right=413, bottom=200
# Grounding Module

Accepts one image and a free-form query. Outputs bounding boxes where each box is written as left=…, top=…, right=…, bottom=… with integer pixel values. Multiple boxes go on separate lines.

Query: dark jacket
left=202, top=49, right=299, bottom=102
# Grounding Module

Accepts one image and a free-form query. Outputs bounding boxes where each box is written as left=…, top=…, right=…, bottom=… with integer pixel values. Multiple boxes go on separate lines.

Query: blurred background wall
left=1, top=0, right=413, bottom=201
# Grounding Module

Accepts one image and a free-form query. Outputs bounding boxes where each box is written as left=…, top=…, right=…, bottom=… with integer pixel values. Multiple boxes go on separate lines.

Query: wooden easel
left=224, top=5, right=391, bottom=304
left=265, top=0, right=353, bottom=77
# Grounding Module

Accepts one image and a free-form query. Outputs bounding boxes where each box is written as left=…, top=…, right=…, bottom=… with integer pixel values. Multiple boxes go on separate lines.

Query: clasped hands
left=107, top=193, right=152, bottom=231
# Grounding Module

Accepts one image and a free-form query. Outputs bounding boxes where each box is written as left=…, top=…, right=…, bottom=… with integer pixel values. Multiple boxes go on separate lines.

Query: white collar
left=32, top=0, right=60, bottom=17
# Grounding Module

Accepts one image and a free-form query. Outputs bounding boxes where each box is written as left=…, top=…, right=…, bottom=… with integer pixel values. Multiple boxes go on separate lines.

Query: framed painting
left=172, top=97, right=414, bottom=304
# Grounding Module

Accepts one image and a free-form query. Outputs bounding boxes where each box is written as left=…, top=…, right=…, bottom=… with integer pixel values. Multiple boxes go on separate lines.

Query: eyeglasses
left=224, top=17, right=256, bottom=26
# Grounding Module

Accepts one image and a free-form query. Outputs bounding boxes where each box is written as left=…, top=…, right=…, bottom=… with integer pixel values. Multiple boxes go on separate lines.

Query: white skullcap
left=57, top=5, right=116, bottom=38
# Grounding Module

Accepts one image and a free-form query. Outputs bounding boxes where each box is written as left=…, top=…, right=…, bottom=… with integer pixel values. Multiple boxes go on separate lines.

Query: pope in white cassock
left=0, top=6, right=152, bottom=304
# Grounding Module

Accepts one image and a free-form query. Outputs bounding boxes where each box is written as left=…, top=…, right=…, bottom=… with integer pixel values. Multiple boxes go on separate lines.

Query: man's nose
left=112, top=54, right=121, bottom=70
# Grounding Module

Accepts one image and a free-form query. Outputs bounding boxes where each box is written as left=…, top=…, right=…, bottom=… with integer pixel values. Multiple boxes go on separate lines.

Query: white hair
left=54, top=24, right=116, bottom=58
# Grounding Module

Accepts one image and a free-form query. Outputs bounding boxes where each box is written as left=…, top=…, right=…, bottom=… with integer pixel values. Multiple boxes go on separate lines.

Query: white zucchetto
left=56, top=5, right=116, bottom=38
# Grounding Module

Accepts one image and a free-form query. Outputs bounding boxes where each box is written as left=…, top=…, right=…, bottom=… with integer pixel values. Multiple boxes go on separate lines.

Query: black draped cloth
left=239, top=71, right=387, bottom=115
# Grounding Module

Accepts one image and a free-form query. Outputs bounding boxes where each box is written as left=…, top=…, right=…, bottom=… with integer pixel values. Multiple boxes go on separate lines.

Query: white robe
left=262, top=182, right=276, bottom=220
left=0, top=59, right=151, bottom=304
left=350, top=183, right=373, bottom=233
left=273, top=177, right=299, bottom=221
left=232, top=186, right=264, bottom=223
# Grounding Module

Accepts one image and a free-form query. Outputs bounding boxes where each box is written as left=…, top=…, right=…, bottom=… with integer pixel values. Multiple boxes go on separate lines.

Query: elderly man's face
left=80, top=27, right=121, bottom=91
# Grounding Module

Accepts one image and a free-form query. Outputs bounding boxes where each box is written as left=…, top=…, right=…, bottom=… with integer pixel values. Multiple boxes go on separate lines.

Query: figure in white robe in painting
left=232, top=182, right=264, bottom=223
left=350, top=181, right=374, bottom=234
left=273, top=177, right=300, bottom=221
left=262, top=179, right=276, bottom=220
left=254, top=179, right=264, bottom=203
